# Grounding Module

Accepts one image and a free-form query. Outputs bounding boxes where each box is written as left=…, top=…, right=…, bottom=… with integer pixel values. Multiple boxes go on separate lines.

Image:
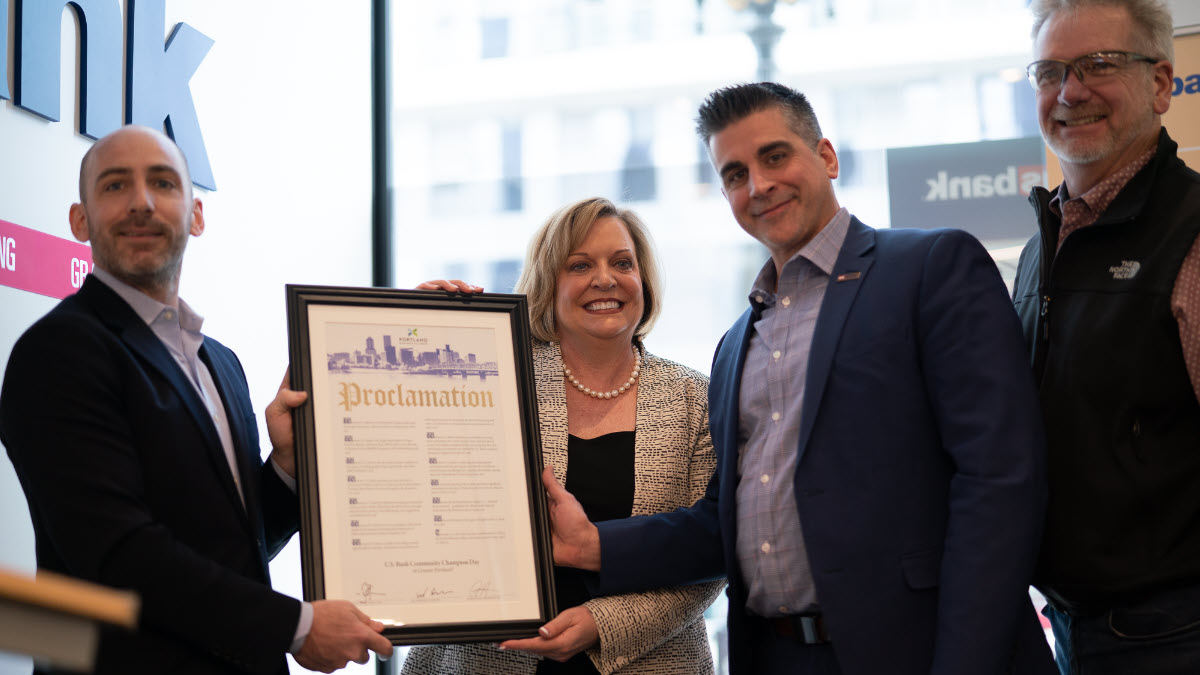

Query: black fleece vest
left=1015, top=131, right=1200, bottom=604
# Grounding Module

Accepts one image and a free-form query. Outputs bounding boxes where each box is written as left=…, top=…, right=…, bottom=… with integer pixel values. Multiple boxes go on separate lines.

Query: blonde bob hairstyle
left=514, top=197, right=662, bottom=344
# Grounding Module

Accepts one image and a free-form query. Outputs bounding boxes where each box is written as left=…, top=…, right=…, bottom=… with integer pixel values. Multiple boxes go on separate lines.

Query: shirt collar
left=748, top=207, right=851, bottom=309
left=90, top=267, right=205, bottom=333
left=1049, top=144, right=1156, bottom=222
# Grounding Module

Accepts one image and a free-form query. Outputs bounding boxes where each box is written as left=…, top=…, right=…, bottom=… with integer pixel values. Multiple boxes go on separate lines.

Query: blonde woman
left=403, top=197, right=723, bottom=674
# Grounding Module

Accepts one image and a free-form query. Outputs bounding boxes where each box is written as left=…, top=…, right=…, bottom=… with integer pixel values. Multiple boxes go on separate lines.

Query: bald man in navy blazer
left=0, top=126, right=391, bottom=674
left=542, top=84, right=1056, bottom=675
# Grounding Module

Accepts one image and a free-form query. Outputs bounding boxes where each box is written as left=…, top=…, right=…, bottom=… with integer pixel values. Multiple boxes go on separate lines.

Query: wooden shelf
left=0, top=567, right=139, bottom=671
left=0, top=568, right=137, bottom=629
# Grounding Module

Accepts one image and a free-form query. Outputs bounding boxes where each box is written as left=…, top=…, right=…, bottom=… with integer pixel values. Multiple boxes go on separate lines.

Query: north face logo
left=1109, top=260, right=1141, bottom=280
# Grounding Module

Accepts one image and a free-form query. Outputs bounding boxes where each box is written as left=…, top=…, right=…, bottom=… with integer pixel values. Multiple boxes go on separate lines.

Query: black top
left=1014, top=128, right=1200, bottom=604
left=536, top=431, right=635, bottom=675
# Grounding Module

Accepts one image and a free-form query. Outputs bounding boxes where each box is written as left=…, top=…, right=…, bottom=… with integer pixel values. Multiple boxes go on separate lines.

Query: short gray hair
left=1030, top=0, right=1175, bottom=64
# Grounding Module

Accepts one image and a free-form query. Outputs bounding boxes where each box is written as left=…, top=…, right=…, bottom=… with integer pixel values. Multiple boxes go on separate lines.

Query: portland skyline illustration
left=327, top=333, right=499, bottom=380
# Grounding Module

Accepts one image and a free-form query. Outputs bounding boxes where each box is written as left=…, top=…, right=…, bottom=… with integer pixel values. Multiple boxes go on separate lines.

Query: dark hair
left=695, top=82, right=823, bottom=148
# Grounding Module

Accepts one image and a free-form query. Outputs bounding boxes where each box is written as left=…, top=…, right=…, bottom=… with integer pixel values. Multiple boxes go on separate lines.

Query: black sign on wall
left=886, top=137, right=1046, bottom=241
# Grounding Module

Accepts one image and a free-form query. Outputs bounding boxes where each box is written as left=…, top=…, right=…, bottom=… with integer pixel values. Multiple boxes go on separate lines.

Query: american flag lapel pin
left=836, top=271, right=861, bottom=282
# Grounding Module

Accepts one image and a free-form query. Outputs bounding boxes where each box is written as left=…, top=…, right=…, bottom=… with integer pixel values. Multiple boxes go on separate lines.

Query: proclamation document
left=295, top=296, right=549, bottom=637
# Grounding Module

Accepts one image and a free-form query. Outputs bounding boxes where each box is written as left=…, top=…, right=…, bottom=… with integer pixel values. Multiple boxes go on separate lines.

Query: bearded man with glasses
left=1011, top=1, right=1200, bottom=673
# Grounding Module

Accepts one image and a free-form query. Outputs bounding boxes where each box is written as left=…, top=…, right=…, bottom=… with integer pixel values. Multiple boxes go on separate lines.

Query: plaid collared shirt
left=735, top=207, right=850, bottom=617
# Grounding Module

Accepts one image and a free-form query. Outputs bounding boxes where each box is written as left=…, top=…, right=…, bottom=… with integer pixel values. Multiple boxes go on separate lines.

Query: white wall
left=1171, top=0, right=1200, bottom=30
left=0, top=1, right=372, bottom=672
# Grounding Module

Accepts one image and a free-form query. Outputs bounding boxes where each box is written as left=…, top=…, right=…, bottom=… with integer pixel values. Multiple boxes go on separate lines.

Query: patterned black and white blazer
left=402, top=340, right=724, bottom=674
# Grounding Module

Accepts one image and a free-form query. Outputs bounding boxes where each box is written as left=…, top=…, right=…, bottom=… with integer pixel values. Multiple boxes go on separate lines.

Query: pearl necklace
left=563, top=346, right=641, bottom=400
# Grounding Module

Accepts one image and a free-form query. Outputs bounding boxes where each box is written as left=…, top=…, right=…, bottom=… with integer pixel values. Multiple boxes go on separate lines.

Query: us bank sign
left=1, top=0, right=216, bottom=190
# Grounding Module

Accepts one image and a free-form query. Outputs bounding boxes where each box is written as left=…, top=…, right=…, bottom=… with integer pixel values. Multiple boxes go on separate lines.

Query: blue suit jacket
left=0, top=275, right=300, bottom=675
left=597, top=219, right=1055, bottom=674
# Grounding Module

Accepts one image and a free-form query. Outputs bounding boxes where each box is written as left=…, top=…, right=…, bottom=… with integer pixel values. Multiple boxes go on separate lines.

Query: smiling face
left=554, top=216, right=645, bottom=347
left=710, top=106, right=840, bottom=275
left=1034, top=5, right=1173, bottom=192
left=69, top=126, right=204, bottom=304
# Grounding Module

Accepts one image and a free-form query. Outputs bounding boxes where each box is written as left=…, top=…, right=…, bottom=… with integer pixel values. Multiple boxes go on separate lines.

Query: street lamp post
left=745, top=1, right=787, bottom=82
left=716, top=0, right=800, bottom=83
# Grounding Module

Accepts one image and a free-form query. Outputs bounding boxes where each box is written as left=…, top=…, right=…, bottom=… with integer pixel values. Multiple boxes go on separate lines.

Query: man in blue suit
left=0, top=125, right=392, bottom=674
left=541, top=83, right=1056, bottom=674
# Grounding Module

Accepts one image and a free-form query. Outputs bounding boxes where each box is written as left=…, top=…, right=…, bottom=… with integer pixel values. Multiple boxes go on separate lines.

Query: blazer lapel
left=795, top=218, right=876, bottom=463
left=80, top=277, right=248, bottom=517
left=532, top=342, right=569, bottom=486
left=710, top=309, right=755, bottom=493
left=200, top=342, right=258, bottom=520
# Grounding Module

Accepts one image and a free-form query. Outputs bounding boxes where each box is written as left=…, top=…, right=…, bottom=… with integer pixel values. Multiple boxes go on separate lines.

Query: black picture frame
left=286, top=284, right=555, bottom=645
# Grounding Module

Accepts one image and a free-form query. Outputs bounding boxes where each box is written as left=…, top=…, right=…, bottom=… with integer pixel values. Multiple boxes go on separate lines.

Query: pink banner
left=0, top=219, right=94, bottom=300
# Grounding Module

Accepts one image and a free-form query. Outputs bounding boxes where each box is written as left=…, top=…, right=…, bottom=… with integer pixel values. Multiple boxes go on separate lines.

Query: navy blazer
left=1, top=275, right=300, bottom=675
left=597, top=219, right=1055, bottom=674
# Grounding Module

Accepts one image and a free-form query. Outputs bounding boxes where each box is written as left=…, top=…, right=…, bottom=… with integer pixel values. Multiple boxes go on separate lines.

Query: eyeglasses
left=1025, top=51, right=1160, bottom=91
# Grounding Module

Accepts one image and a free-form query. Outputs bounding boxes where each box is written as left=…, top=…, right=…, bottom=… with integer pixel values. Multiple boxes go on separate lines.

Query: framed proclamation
left=285, top=285, right=556, bottom=645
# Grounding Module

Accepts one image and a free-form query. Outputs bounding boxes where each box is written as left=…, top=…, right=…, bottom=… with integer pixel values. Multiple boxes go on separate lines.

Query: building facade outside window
left=386, top=1, right=1041, bottom=671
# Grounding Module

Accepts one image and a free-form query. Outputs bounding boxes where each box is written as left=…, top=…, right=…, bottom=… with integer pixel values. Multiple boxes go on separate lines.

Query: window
left=391, top=2, right=1037, bottom=341
left=386, top=3, right=1042, bottom=668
